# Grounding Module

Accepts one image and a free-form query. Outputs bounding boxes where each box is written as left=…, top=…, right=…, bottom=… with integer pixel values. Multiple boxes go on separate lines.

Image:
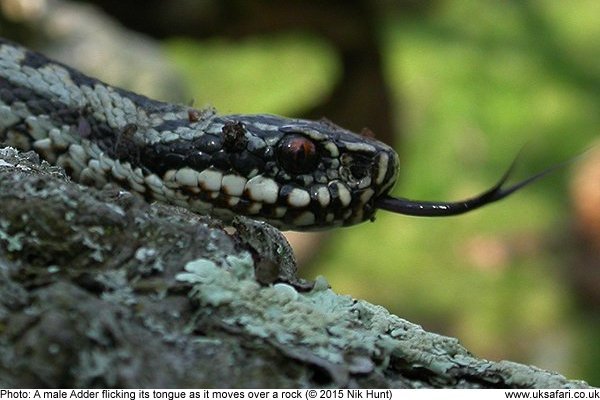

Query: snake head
left=239, top=117, right=564, bottom=229
left=149, top=112, right=562, bottom=231
left=197, top=115, right=401, bottom=230
left=140, top=112, right=401, bottom=230
left=270, top=119, right=401, bottom=229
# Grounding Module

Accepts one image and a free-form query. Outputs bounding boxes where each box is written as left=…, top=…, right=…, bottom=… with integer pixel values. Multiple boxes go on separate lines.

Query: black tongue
left=375, top=153, right=576, bottom=217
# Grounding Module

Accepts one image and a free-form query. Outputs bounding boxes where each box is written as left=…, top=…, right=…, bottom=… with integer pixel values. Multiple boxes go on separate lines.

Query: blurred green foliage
left=166, top=35, right=338, bottom=115
left=165, top=1, right=599, bottom=385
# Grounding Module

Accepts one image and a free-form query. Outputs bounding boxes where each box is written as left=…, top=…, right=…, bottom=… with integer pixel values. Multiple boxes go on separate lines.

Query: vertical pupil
left=278, top=135, right=317, bottom=174
left=295, top=142, right=308, bottom=161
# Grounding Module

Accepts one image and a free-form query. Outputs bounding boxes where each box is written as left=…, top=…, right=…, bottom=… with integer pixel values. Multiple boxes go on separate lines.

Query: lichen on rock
left=0, top=146, right=592, bottom=388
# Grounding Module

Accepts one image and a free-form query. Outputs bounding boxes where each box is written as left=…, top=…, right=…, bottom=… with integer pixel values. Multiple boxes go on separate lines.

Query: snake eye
left=277, top=135, right=318, bottom=175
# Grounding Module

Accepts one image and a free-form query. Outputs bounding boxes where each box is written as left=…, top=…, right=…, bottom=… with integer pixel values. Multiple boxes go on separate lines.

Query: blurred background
left=1, top=0, right=598, bottom=385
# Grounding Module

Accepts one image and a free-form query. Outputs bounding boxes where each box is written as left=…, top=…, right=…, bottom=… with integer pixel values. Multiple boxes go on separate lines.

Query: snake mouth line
left=0, top=37, right=575, bottom=231
left=374, top=154, right=572, bottom=217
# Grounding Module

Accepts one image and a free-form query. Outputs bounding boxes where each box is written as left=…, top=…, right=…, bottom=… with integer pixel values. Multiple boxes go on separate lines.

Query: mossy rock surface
left=0, top=147, right=592, bottom=388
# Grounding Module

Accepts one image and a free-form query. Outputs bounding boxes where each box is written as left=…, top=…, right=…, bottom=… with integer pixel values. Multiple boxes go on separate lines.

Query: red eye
left=277, top=135, right=318, bottom=175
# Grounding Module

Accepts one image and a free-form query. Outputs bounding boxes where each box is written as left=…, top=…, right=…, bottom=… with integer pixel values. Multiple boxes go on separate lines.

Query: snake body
left=0, top=38, right=399, bottom=231
left=0, top=37, right=560, bottom=230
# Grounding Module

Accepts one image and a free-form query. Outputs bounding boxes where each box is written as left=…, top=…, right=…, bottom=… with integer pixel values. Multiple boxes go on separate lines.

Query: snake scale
left=0, top=37, right=556, bottom=231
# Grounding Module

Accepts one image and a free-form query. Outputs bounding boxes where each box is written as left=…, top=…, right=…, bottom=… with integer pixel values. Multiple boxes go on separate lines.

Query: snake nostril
left=349, top=164, right=369, bottom=180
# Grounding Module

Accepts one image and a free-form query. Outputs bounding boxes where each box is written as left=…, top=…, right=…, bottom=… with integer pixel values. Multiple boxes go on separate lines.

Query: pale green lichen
left=98, top=270, right=136, bottom=306
left=175, top=251, right=446, bottom=372
left=176, top=253, right=258, bottom=307
left=174, top=250, right=584, bottom=387
left=47, top=265, right=60, bottom=273
left=0, top=220, right=24, bottom=252
left=0, top=159, right=14, bottom=168
left=224, top=253, right=255, bottom=281
left=0, top=145, right=589, bottom=388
